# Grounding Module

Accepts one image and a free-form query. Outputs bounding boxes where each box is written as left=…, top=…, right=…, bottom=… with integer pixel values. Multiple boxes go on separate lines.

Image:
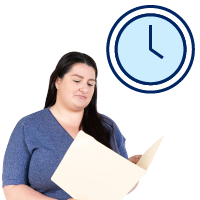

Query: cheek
left=60, top=84, right=73, bottom=99
left=89, top=88, right=95, bottom=97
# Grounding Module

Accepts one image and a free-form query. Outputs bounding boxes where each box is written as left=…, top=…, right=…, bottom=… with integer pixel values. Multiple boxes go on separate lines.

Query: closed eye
left=74, top=80, right=94, bottom=86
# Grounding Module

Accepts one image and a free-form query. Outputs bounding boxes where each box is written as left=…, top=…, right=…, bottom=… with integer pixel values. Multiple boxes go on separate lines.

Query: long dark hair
left=44, top=52, right=118, bottom=152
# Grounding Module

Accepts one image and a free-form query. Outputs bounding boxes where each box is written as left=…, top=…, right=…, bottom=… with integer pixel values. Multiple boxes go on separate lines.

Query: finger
left=134, top=156, right=142, bottom=162
left=67, top=199, right=81, bottom=200
left=129, top=155, right=142, bottom=164
left=129, top=158, right=138, bottom=164
left=135, top=155, right=142, bottom=159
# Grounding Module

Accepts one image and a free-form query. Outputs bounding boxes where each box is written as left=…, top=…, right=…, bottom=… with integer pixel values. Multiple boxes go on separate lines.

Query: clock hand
left=151, top=47, right=164, bottom=59
left=149, top=25, right=152, bottom=50
left=149, top=25, right=163, bottom=59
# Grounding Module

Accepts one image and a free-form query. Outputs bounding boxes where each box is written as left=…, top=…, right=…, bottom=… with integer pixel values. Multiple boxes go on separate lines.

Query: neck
left=49, top=103, right=84, bottom=127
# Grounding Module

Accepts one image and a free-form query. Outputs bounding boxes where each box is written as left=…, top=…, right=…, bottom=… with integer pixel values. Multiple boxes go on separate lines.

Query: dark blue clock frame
left=106, top=5, right=195, bottom=93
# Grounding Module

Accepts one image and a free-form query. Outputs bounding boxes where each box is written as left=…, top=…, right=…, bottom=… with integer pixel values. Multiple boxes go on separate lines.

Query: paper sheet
left=136, top=136, right=164, bottom=170
left=51, top=131, right=163, bottom=200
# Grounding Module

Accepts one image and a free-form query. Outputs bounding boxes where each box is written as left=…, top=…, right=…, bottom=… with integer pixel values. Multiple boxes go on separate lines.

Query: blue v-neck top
left=2, top=106, right=129, bottom=200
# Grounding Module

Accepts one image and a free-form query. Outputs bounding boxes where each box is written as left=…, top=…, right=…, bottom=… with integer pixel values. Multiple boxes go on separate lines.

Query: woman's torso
left=3, top=106, right=128, bottom=200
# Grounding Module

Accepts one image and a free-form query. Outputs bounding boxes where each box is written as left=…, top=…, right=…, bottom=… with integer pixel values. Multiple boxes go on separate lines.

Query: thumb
left=67, top=198, right=82, bottom=200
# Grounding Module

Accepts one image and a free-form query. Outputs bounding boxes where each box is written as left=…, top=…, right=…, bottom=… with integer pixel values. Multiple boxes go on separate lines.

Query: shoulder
left=100, top=114, right=128, bottom=157
left=100, top=113, right=115, bottom=125
left=10, top=107, right=51, bottom=151
left=6, top=108, right=49, bottom=153
left=99, top=113, right=122, bottom=132
left=16, top=107, right=50, bottom=128
left=100, top=113, right=126, bottom=143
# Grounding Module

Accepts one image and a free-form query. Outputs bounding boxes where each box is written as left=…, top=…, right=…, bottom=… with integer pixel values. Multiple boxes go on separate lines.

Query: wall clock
left=106, top=5, right=195, bottom=93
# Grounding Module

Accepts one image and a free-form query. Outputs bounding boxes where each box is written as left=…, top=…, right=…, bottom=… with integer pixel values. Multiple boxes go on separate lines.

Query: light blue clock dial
left=115, top=13, right=187, bottom=85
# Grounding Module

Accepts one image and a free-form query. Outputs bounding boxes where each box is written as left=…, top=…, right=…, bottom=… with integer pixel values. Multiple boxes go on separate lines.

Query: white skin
left=49, top=62, right=96, bottom=139
left=60, top=63, right=142, bottom=199
left=3, top=63, right=142, bottom=200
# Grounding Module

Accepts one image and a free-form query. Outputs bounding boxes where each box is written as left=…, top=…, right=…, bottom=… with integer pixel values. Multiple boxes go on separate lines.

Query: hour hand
left=149, top=25, right=163, bottom=59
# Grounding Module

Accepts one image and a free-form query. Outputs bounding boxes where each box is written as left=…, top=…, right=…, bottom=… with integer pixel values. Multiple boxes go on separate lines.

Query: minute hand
left=149, top=25, right=163, bottom=59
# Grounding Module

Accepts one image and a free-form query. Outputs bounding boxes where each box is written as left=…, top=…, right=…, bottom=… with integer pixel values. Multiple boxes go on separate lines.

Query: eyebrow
left=71, top=74, right=96, bottom=81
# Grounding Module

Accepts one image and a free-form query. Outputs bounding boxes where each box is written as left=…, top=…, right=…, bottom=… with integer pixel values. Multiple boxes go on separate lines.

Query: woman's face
left=55, top=63, right=96, bottom=112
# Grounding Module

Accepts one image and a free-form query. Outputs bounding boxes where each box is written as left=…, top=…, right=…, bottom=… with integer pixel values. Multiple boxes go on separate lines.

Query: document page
left=51, top=131, right=163, bottom=200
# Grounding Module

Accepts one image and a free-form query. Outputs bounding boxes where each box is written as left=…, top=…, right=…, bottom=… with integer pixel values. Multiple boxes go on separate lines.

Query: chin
left=73, top=100, right=90, bottom=109
left=74, top=103, right=87, bottom=110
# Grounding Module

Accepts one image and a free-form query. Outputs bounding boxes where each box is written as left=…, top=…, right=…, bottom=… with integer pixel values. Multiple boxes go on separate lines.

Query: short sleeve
left=101, top=114, right=128, bottom=159
left=2, top=118, right=31, bottom=187
left=112, top=121, right=129, bottom=160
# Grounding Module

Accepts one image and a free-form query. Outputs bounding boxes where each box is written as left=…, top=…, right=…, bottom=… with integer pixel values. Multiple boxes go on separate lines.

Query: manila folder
left=51, top=130, right=146, bottom=200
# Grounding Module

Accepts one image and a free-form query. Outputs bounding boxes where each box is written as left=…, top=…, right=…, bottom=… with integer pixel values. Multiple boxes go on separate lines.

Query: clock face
left=115, top=13, right=187, bottom=85
left=106, top=5, right=195, bottom=93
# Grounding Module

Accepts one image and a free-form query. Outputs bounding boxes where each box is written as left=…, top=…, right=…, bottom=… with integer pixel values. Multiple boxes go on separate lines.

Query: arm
left=127, top=155, right=143, bottom=194
left=3, top=184, right=58, bottom=200
left=127, top=181, right=139, bottom=194
left=110, top=120, right=141, bottom=194
left=2, top=119, right=58, bottom=200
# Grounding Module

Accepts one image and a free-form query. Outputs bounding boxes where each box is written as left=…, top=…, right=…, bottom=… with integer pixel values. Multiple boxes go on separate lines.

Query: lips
left=75, top=95, right=86, bottom=99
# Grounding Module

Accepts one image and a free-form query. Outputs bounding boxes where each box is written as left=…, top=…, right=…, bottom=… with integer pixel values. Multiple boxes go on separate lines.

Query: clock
left=106, top=5, right=195, bottom=93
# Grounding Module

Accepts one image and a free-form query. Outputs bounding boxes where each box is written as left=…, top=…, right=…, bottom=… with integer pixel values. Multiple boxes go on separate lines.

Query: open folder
left=51, top=131, right=163, bottom=200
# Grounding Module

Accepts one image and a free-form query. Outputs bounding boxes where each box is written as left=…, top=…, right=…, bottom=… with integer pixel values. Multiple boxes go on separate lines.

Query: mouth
left=75, top=95, right=86, bottom=99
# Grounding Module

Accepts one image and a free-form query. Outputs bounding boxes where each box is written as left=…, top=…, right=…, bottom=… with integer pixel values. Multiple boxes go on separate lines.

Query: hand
left=67, top=198, right=77, bottom=200
left=128, top=155, right=142, bottom=164
left=127, top=154, right=144, bottom=194
left=67, top=199, right=78, bottom=200
left=127, top=181, right=139, bottom=194
left=67, top=199, right=81, bottom=200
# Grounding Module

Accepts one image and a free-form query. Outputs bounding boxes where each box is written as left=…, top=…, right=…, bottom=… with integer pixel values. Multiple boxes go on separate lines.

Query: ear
left=55, top=76, right=61, bottom=89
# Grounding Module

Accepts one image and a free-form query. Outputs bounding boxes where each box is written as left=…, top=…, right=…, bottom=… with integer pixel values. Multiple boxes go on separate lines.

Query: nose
left=79, top=82, right=88, bottom=93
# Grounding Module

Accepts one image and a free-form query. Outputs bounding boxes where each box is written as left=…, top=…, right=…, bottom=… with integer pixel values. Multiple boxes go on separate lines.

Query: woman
left=2, top=52, right=141, bottom=200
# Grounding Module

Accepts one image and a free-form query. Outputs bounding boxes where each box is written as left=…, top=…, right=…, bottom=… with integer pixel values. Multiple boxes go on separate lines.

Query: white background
left=0, top=0, right=199, bottom=200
